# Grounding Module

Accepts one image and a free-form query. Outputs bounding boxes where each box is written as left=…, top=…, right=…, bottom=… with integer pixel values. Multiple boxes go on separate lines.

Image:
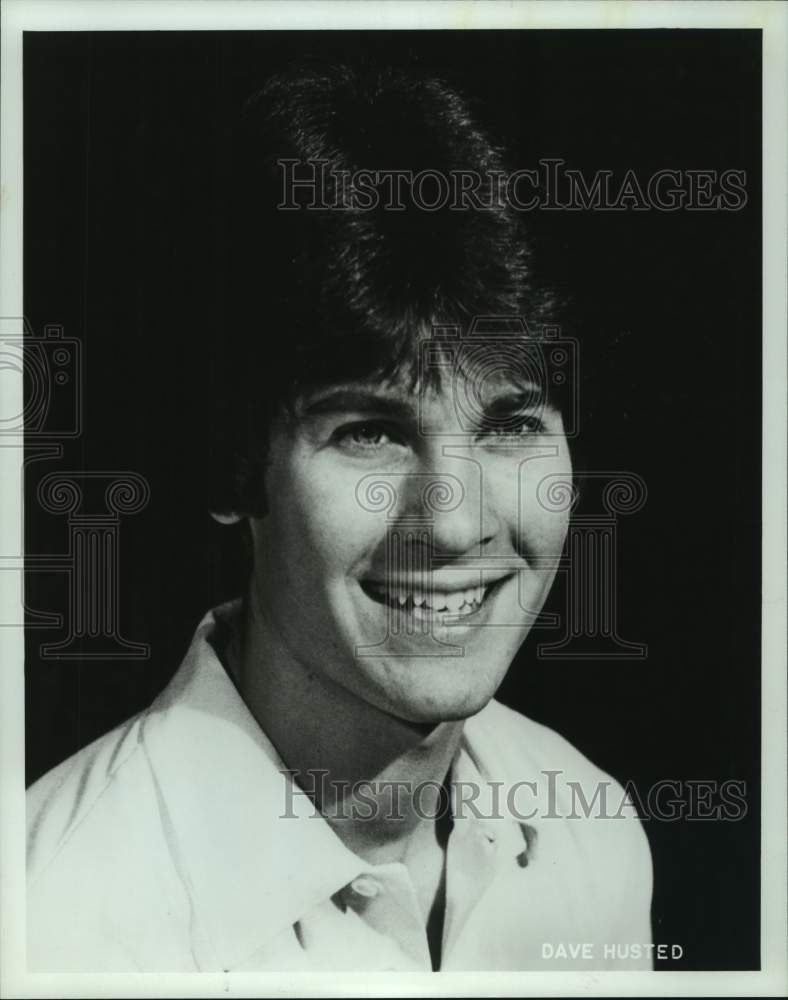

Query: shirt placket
left=439, top=815, right=502, bottom=966
left=342, top=864, right=432, bottom=970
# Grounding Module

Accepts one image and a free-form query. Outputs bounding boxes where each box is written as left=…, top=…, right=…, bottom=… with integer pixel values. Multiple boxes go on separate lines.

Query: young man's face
left=247, top=367, right=571, bottom=724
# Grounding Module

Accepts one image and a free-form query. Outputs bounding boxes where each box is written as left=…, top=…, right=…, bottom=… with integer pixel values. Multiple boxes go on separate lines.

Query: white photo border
left=1, top=2, right=785, bottom=997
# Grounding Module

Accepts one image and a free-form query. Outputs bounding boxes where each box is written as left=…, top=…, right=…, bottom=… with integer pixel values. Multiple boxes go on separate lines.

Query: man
left=27, top=60, right=652, bottom=972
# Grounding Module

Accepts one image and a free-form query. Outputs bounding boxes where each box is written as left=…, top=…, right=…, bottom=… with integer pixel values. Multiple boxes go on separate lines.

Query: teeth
left=365, top=581, right=490, bottom=613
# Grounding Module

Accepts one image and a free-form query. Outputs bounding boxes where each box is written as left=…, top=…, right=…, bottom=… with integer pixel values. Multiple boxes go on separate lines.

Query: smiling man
left=27, top=61, right=653, bottom=972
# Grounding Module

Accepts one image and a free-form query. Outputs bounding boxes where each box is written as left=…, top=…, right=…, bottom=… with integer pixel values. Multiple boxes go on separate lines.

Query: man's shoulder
left=467, top=697, right=616, bottom=786
left=27, top=711, right=147, bottom=881
left=464, top=699, right=654, bottom=961
left=466, top=698, right=653, bottom=877
left=25, top=604, right=225, bottom=880
left=25, top=704, right=209, bottom=971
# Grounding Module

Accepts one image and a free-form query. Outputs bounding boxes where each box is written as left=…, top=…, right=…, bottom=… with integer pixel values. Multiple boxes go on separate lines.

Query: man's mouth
left=360, top=578, right=505, bottom=620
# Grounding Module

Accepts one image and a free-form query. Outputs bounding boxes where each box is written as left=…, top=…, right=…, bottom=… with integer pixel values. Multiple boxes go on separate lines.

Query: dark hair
left=210, top=59, right=561, bottom=515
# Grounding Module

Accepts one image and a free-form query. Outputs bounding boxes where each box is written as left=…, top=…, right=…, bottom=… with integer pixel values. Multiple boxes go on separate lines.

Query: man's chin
left=383, top=688, right=497, bottom=727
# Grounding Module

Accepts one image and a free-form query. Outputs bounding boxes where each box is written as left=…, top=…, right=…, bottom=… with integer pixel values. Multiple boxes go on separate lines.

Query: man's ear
left=210, top=510, right=243, bottom=525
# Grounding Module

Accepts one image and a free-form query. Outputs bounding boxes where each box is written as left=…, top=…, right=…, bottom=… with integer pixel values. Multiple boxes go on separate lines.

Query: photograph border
left=1, top=2, right=786, bottom=997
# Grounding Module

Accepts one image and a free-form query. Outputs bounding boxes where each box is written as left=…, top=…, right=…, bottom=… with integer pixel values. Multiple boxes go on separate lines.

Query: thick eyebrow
left=299, top=381, right=557, bottom=427
left=300, top=388, right=417, bottom=420
left=479, top=384, right=551, bottom=417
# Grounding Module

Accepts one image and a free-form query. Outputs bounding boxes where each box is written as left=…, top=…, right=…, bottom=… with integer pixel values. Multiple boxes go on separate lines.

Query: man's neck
left=233, top=595, right=465, bottom=866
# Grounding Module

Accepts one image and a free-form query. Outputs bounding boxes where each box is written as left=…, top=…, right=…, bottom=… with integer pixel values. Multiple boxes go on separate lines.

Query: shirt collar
left=140, top=601, right=532, bottom=969
left=451, top=739, right=536, bottom=867
left=141, top=602, right=370, bottom=969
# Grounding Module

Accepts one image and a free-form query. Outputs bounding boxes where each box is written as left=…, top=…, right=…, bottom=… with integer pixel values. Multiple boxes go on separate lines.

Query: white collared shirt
left=27, top=603, right=653, bottom=972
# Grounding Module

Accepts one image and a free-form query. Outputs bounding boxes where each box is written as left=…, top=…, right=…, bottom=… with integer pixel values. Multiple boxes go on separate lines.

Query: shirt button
left=350, top=876, right=380, bottom=898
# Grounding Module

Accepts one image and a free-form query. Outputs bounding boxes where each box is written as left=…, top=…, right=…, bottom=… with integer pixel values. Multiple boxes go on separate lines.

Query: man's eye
left=332, top=421, right=403, bottom=452
left=477, top=412, right=546, bottom=440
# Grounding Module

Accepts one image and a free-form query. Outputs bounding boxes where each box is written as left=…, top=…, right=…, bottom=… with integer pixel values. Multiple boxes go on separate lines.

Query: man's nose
left=404, top=450, right=499, bottom=557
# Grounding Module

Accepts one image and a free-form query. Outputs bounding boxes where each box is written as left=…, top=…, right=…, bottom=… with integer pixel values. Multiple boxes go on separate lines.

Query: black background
left=24, top=30, right=761, bottom=971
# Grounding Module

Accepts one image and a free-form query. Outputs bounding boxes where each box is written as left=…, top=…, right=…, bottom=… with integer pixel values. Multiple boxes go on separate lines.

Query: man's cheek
left=517, top=502, right=568, bottom=561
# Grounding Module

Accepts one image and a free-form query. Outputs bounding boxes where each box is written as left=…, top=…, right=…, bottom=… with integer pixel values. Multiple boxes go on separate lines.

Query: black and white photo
left=1, top=2, right=785, bottom=996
